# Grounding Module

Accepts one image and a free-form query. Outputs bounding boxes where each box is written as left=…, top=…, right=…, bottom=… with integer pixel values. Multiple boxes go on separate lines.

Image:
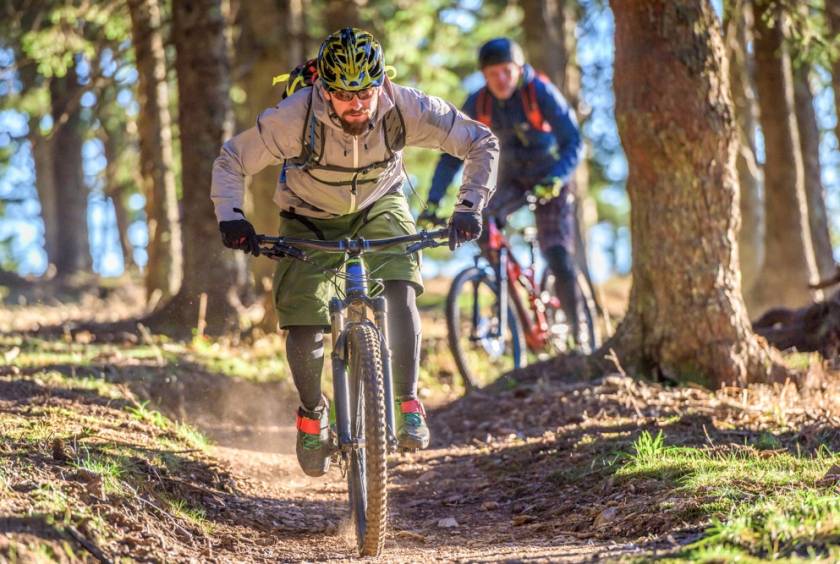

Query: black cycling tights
left=544, top=244, right=583, bottom=341
left=285, top=280, right=421, bottom=411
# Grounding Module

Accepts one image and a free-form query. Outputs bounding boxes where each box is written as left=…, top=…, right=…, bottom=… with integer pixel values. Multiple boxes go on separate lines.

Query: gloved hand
left=448, top=211, right=483, bottom=251
left=533, top=176, right=564, bottom=203
left=219, top=219, right=260, bottom=256
left=417, top=203, right=442, bottom=228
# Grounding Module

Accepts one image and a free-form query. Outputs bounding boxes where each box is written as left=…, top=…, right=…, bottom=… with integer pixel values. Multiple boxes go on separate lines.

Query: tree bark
left=235, top=0, right=305, bottom=331
left=793, top=65, right=836, bottom=279
left=750, top=1, right=820, bottom=314
left=128, top=0, right=183, bottom=302
left=31, top=127, right=59, bottom=267
left=156, top=0, right=239, bottom=335
left=100, top=126, right=134, bottom=270
left=521, top=0, right=564, bottom=86
left=724, top=0, right=765, bottom=308
left=826, top=0, right=840, bottom=166
left=49, top=68, right=91, bottom=277
left=323, top=0, right=360, bottom=33
left=606, top=0, right=787, bottom=388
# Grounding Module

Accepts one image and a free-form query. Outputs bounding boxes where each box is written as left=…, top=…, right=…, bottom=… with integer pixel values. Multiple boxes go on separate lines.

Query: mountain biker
left=422, top=37, right=586, bottom=347
left=211, top=28, right=499, bottom=476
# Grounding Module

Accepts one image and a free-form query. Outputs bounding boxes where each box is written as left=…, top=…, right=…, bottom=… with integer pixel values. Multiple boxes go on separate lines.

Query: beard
left=338, top=112, right=371, bottom=136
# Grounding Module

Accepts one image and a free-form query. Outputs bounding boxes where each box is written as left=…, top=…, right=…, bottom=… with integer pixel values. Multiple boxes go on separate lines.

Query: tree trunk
left=156, top=0, right=238, bottom=335
left=521, top=0, right=564, bottom=85
left=128, top=0, right=183, bottom=302
left=724, top=0, right=765, bottom=308
left=236, top=0, right=305, bottom=331
left=523, top=0, right=599, bottom=324
left=606, top=0, right=787, bottom=388
left=793, top=65, right=836, bottom=279
left=30, top=127, right=59, bottom=268
left=750, top=1, right=820, bottom=314
left=100, top=127, right=134, bottom=269
left=323, top=0, right=360, bottom=33
left=49, top=68, right=91, bottom=277
left=826, top=0, right=840, bottom=166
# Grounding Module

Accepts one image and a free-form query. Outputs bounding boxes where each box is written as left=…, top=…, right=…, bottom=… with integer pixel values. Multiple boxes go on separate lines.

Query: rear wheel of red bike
left=446, top=266, right=526, bottom=393
left=540, top=268, right=598, bottom=353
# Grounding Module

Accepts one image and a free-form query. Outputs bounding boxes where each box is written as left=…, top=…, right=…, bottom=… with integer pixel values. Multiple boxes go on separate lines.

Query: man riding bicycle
left=423, top=38, right=585, bottom=347
left=210, top=28, right=499, bottom=476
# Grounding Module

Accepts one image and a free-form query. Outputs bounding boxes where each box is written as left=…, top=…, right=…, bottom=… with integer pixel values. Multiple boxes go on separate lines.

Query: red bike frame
left=485, top=218, right=559, bottom=352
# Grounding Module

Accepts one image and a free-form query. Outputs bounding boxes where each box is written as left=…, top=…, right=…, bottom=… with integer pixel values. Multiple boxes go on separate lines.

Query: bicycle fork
left=328, top=297, right=398, bottom=455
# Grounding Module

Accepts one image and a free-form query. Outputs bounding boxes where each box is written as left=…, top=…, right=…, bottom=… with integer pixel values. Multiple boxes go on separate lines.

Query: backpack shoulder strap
left=288, top=88, right=320, bottom=168
left=520, top=74, right=552, bottom=133
left=475, top=87, right=493, bottom=127
left=382, top=80, right=406, bottom=155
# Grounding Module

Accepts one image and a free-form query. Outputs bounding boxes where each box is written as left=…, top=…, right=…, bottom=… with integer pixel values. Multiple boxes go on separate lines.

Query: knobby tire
left=346, top=323, right=388, bottom=557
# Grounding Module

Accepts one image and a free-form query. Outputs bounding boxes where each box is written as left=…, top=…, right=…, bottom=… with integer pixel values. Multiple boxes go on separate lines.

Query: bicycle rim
left=541, top=270, right=599, bottom=353
left=446, top=266, right=525, bottom=392
left=346, top=323, right=387, bottom=556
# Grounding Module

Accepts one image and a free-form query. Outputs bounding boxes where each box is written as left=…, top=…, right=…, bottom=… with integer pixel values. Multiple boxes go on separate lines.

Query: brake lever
left=406, top=239, right=446, bottom=254
left=259, top=243, right=307, bottom=261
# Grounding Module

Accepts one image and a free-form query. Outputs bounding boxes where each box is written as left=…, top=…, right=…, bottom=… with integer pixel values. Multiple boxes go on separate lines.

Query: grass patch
left=127, top=401, right=211, bottom=451
left=165, top=496, right=215, bottom=535
left=128, top=401, right=170, bottom=431
left=175, top=422, right=210, bottom=450
left=619, top=431, right=840, bottom=560
left=73, top=451, right=129, bottom=496
left=188, top=335, right=289, bottom=383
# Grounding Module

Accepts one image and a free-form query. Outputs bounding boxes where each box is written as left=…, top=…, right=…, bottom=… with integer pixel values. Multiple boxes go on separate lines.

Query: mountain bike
left=439, top=195, right=600, bottom=393
left=257, top=228, right=448, bottom=557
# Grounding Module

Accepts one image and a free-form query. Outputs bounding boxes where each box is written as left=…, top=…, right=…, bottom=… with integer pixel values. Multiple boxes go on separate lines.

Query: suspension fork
left=372, top=296, right=398, bottom=450
left=329, top=297, right=352, bottom=449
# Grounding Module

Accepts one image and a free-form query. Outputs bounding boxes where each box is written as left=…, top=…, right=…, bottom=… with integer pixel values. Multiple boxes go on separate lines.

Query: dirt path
left=197, top=410, right=634, bottom=563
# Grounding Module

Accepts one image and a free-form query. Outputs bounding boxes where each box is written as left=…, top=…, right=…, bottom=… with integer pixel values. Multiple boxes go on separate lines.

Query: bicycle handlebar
left=256, top=228, right=449, bottom=260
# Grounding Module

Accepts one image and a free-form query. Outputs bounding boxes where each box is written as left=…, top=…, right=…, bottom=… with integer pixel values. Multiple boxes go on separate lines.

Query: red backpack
left=475, top=74, right=552, bottom=133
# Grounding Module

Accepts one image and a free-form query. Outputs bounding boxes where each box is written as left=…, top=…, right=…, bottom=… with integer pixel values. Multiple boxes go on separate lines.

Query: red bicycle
left=442, top=198, right=600, bottom=392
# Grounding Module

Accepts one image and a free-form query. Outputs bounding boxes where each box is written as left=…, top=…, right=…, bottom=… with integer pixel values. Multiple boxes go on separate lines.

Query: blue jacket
left=428, top=65, right=582, bottom=205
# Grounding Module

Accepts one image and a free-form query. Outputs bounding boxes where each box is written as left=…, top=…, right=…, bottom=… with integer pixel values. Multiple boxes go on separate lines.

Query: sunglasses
left=330, top=87, right=377, bottom=102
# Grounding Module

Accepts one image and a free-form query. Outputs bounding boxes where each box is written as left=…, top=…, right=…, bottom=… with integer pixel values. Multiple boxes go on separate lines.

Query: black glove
left=219, top=219, right=260, bottom=256
left=448, top=211, right=483, bottom=251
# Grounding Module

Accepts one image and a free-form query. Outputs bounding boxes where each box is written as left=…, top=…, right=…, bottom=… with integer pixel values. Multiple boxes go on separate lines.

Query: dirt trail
left=204, top=419, right=631, bottom=562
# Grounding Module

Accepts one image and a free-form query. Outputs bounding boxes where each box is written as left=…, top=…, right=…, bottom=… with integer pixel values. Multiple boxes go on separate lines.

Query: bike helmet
left=478, top=37, right=525, bottom=68
left=317, top=27, right=385, bottom=91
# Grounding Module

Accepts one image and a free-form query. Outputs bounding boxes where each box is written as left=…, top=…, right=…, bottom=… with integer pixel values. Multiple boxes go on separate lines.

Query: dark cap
left=478, top=37, right=525, bottom=68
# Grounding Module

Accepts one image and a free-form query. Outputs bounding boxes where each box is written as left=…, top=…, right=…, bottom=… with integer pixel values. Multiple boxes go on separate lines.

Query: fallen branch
left=66, top=525, right=112, bottom=564
left=753, top=289, right=840, bottom=359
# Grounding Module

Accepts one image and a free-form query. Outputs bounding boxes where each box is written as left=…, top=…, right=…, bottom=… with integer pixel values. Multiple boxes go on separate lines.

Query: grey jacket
left=211, top=79, right=499, bottom=221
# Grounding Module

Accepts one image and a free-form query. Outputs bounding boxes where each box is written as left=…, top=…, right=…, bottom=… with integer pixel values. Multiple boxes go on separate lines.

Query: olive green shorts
left=272, top=192, right=423, bottom=328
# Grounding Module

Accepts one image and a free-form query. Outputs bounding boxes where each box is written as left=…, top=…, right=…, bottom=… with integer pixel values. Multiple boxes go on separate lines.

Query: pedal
left=398, top=447, right=418, bottom=455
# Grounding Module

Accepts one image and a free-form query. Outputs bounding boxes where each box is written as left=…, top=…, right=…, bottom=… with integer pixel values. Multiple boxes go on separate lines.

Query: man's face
left=323, top=86, right=380, bottom=136
left=482, top=62, right=522, bottom=100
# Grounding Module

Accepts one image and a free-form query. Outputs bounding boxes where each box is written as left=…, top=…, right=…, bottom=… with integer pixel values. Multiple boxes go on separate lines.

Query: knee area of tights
left=545, top=246, right=576, bottom=276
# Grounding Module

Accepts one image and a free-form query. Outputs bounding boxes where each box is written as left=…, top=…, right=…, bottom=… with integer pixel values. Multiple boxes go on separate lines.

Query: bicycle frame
left=482, top=218, right=554, bottom=352
left=258, top=228, right=447, bottom=454
left=328, top=254, right=399, bottom=452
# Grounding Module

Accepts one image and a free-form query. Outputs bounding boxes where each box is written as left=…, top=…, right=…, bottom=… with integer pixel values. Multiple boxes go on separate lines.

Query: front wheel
left=345, top=323, right=388, bottom=557
left=446, top=266, right=526, bottom=393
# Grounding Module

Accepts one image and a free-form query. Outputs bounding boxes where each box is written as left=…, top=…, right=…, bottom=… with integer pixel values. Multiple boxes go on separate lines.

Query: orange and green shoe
left=397, top=398, right=430, bottom=449
left=295, top=398, right=331, bottom=477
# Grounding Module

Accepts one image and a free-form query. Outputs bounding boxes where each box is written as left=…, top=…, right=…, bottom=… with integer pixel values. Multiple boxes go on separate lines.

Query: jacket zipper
left=349, top=135, right=359, bottom=213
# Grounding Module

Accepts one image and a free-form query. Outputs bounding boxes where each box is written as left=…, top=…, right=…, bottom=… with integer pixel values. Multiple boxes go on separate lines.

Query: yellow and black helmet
left=317, top=27, right=385, bottom=91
